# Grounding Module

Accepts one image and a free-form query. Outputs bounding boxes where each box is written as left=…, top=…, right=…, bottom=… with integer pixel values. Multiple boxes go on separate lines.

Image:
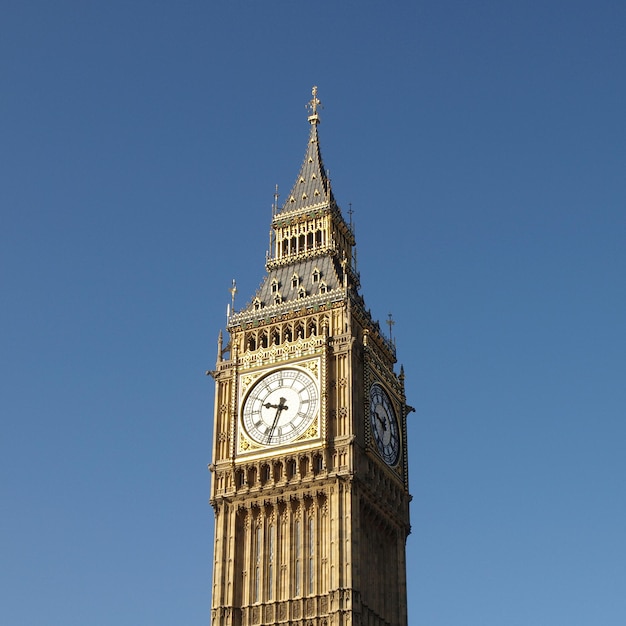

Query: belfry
left=208, top=87, right=412, bottom=626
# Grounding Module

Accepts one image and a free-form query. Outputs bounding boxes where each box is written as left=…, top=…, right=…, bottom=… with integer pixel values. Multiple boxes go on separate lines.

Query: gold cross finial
left=307, top=86, right=322, bottom=124
left=230, top=279, right=237, bottom=310
left=386, top=313, right=395, bottom=343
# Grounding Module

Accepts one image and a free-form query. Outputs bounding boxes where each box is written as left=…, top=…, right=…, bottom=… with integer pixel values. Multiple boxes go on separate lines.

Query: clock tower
left=208, top=88, right=412, bottom=626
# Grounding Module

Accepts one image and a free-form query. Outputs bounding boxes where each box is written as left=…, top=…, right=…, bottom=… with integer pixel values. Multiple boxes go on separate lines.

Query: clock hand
left=265, top=397, right=288, bottom=443
left=375, top=411, right=387, bottom=431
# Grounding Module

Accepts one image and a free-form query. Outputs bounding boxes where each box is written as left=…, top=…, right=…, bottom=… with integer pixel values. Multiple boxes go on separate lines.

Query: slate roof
left=278, top=116, right=336, bottom=215
left=230, top=94, right=350, bottom=325
left=253, top=254, right=343, bottom=308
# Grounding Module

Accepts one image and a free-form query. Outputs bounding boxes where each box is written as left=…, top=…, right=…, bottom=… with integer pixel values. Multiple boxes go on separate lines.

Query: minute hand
left=265, top=397, right=288, bottom=443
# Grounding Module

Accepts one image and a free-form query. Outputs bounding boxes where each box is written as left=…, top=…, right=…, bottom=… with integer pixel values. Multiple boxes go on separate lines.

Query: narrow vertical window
left=268, top=524, right=275, bottom=601
left=280, top=517, right=286, bottom=598
left=254, top=525, right=261, bottom=603
left=294, top=519, right=301, bottom=596
left=308, top=517, right=314, bottom=594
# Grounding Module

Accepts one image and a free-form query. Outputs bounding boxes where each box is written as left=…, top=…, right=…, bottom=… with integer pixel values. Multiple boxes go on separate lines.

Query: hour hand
left=375, top=411, right=387, bottom=431
left=264, top=399, right=289, bottom=411
left=266, top=397, right=288, bottom=442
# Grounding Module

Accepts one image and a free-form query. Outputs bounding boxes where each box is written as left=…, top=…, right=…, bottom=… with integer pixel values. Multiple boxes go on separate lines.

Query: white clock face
left=242, top=368, right=319, bottom=446
left=370, top=383, right=400, bottom=465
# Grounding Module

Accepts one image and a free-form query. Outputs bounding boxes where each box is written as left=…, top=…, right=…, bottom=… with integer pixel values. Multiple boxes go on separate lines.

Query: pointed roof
left=278, top=86, right=336, bottom=215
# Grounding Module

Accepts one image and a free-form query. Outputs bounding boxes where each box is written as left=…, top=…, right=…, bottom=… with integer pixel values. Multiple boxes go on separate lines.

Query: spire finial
left=229, top=279, right=237, bottom=316
left=306, top=86, right=322, bottom=124
left=386, top=313, right=395, bottom=344
left=272, top=184, right=279, bottom=217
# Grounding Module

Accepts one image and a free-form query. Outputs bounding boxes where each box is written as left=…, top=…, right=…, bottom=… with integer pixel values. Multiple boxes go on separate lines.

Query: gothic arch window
left=299, top=234, right=305, bottom=251
left=292, top=273, right=300, bottom=289
left=253, top=298, right=262, bottom=311
left=247, top=335, right=257, bottom=351
left=312, top=268, right=321, bottom=283
left=315, top=230, right=322, bottom=247
left=309, top=321, right=317, bottom=336
left=319, top=281, right=328, bottom=294
left=260, top=331, right=268, bottom=348
left=273, top=461, right=283, bottom=482
left=273, top=294, right=282, bottom=305
left=307, top=232, right=314, bottom=249
left=235, top=468, right=245, bottom=489
left=271, top=279, right=279, bottom=294
left=247, top=466, right=257, bottom=486
left=295, top=322, right=304, bottom=339
left=271, top=329, right=280, bottom=345
left=283, top=326, right=292, bottom=342
left=298, top=287, right=306, bottom=299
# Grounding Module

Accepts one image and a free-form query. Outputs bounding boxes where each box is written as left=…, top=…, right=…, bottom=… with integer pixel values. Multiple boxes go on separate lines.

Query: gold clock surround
left=238, top=358, right=321, bottom=454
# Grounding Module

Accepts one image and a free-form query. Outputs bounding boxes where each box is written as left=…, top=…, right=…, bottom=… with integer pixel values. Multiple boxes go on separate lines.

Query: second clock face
left=242, top=368, right=319, bottom=446
left=370, top=383, right=400, bottom=466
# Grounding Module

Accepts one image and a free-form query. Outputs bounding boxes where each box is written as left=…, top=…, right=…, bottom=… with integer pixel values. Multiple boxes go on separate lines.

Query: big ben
left=208, top=88, right=412, bottom=626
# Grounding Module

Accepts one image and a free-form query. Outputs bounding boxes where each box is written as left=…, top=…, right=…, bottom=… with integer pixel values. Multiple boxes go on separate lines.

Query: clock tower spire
left=208, top=88, right=412, bottom=626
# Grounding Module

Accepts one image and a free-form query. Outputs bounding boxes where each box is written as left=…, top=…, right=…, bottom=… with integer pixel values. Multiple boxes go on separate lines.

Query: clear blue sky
left=2, top=2, right=625, bottom=625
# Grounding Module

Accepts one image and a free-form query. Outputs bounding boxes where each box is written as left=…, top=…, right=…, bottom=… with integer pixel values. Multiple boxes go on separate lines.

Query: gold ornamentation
left=299, top=422, right=318, bottom=441
left=240, top=374, right=254, bottom=394
left=306, top=85, right=321, bottom=119
left=239, top=432, right=262, bottom=452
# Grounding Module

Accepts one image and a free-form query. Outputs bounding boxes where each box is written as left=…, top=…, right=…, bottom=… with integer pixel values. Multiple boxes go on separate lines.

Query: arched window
left=273, top=461, right=283, bottom=482
left=247, top=466, right=257, bottom=486
left=235, top=469, right=245, bottom=488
